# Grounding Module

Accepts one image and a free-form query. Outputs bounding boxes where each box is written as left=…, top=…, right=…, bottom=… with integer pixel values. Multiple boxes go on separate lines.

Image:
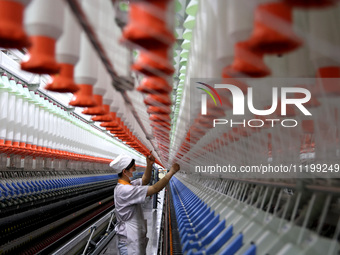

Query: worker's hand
left=146, top=152, right=155, bottom=165
left=169, top=163, right=180, bottom=174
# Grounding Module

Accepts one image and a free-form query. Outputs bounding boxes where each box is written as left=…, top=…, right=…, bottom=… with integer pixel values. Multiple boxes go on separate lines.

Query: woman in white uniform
left=110, top=153, right=180, bottom=255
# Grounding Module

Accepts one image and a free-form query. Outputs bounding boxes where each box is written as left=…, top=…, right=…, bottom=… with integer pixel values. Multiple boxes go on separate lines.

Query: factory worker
left=110, top=153, right=180, bottom=255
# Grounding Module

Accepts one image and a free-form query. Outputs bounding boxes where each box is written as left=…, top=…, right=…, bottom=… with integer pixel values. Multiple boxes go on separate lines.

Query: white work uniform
left=114, top=178, right=149, bottom=255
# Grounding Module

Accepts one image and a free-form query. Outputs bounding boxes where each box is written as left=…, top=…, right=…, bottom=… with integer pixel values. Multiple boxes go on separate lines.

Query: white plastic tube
left=50, top=105, right=57, bottom=150
left=74, top=0, right=98, bottom=86
left=56, top=110, right=63, bottom=153
left=26, top=91, right=36, bottom=147
left=308, top=6, right=340, bottom=68
left=103, top=88, right=114, bottom=108
left=56, top=3, right=80, bottom=65
left=0, top=77, right=10, bottom=143
left=227, top=0, right=256, bottom=44
left=20, top=86, right=30, bottom=146
left=37, top=97, right=45, bottom=148
left=5, top=78, right=17, bottom=143
left=32, top=93, right=40, bottom=148
left=24, top=0, right=64, bottom=39
left=12, top=81, right=24, bottom=144
left=74, top=33, right=98, bottom=85
left=93, top=63, right=108, bottom=96
left=43, top=99, right=51, bottom=150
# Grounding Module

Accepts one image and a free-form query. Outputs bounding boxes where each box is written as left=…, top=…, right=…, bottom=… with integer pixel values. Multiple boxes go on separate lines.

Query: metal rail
left=52, top=210, right=113, bottom=255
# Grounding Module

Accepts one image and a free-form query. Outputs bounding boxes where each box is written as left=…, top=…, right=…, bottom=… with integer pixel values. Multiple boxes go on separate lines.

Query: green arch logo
left=196, top=82, right=222, bottom=106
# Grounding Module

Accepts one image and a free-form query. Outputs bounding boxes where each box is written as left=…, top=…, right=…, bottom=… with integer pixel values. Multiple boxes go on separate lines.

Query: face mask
left=125, top=170, right=136, bottom=180
left=129, top=171, right=138, bottom=181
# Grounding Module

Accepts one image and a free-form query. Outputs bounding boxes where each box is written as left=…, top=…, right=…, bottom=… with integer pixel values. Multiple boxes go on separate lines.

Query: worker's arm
left=142, top=153, right=155, bottom=185
left=147, top=163, right=180, bottom=197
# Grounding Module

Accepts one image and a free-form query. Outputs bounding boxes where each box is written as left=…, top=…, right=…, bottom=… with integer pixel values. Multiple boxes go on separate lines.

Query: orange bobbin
left=316, top=66, right=340, bottom=95
left=247, top=2, right=303, bottom=55
left=153, top=124, right=170, bottom=131
left=147, top=106, right=171, bottom=115
left=122, top=0, right=175, bottom=49
left=108, top=124, right=124, bottom=132
left=21, top=36, right=60, bottom=74
left=151, top=121, right=171, bottom=128
left=82, top=95, right=106, bottom=115
left=0, top=0, right=30, bottom=49
left=0, top=139, right=5, bottom=153
left=106, top=127, right=122, bottom=132
left=137, top=76, right=172, bottom=94
left=149, top=114, right=171, bottom=122
left=224, top=41, right=271, bottom=78
left=132, top=48, right=175, bottom=76
left=69, top=84, right=97, bottom=107
left=101, top=122, right=119, bottom=128
left=91, top=105, right=113, bottom=122
left=100, top=113, right=119, bottom=127
left=144, top=94, right=172, bottom=106
left=45, top=63, right=79, bottom=93
left=302, top=120, right=314, bottom=134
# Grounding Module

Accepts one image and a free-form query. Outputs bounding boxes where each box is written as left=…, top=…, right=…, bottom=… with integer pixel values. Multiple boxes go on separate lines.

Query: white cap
left=109, top=154, right=134, bottom=172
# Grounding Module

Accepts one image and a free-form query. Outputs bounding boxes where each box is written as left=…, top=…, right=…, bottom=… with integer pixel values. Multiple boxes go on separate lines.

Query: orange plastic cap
left=21, top=36, right=60, bottom=74
left=91, top=105, right=113, bottom=122
left=121, top=0, right=175, bottom=49
left=149, top=114, right=171, bottom=122
left=302, top=120, right=314, bottom=134
left=69, top=84, right=97, bottom=107
left=224, top=41, right=271, bottom=78
left=45, top=63, right=79, bottom=93
left=0, top=0, right=30, bottom=49
left=137, top=76, right=172, bottom=94
left=316, top=66, right=340, bottom=95
left=132, top=48, right=175, bottom=76
left=247, top=2, right=303, bottom=54
left=147, top=106, right=171, bottom=115
left=82, top=95, right=106, bottom=115
left=144, top=94, right=172, bottom=106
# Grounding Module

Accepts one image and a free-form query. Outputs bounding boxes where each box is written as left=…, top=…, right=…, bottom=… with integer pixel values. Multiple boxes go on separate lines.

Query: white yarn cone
left=24, top=0, right=64, bottom=39
left=56, top=4, right=81, bottom=65
left=227, top=0, right=256, bottom=44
